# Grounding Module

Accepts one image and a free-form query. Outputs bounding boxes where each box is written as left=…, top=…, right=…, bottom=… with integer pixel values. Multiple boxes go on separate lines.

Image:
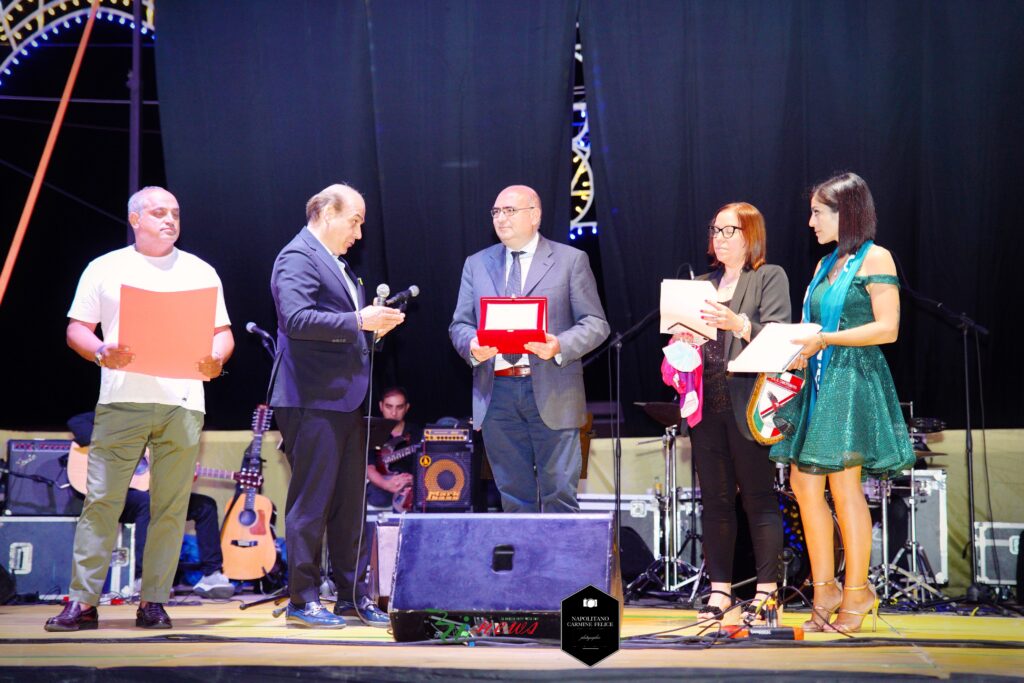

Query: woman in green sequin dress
left=770, top=172, right=915, bottom=633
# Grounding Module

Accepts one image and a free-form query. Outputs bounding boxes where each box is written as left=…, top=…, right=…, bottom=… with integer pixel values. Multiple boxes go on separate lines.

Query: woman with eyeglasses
left=661, top=202, right=790, bottom=624
left=770, top=172, right=915, bottom=633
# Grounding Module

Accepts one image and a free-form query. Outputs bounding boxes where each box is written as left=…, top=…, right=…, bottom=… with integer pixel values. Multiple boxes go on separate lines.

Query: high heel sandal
left=697, top=590, right=734, bottom=622
left=802, top=577, right=842, bottom=633
left=829, top=583, right=879, bottom=633
left=743, top=590, right=775, bottom=624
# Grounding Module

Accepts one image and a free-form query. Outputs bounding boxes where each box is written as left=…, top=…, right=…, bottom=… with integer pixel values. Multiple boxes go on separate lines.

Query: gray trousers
left=69, top=403, right=203, bottom=605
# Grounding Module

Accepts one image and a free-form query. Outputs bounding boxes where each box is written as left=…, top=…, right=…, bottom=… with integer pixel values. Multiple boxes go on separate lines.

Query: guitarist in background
left=365, top=387, right=420, bottom=510
left=66, top=412, right=236, bottom=599
left=270, top=184, right=404, bottom=629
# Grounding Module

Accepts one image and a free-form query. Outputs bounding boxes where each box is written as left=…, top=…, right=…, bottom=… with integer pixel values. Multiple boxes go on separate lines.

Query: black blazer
left=269, top=228, right=369, bottom=413
left=700, top=264, right=791, bottom=439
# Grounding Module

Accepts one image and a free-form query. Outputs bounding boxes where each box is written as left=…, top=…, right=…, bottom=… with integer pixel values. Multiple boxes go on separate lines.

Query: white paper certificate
left=659, top=279, right=718, bottom=340
left=727, top=322, right=823, bottom=373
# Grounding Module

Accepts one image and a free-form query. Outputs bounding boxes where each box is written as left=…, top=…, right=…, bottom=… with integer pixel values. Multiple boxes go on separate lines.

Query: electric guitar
left=220, top=404, right=277, bottom=581
left=375, top=435, right=421, bottom=512
left=66, top=443, right=263, bottom=495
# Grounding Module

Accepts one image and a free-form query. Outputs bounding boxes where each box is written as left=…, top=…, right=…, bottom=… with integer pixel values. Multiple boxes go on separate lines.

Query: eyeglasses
left=490, top=206, right=535, bottom=219
left=708, top=225, right=743, bottom=239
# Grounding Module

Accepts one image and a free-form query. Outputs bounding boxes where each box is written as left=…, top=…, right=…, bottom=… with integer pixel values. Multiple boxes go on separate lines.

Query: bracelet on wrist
left=355, top=310, right=363, bottom=330
left=818, top=331, right=829, bottom=350
left=732, top=313, right=751, bottom=340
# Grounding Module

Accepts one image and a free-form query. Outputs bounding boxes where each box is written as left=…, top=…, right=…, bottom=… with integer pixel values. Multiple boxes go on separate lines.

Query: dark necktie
left=502, top=250, right=524, bottom=365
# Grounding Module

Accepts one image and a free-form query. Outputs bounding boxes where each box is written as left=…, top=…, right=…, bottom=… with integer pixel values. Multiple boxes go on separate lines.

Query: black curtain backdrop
left=152, top=0, right=577, bottom=429
left=579, top=0, right=1024, bottom=433
left=2, top=1, right=1020, bottom=434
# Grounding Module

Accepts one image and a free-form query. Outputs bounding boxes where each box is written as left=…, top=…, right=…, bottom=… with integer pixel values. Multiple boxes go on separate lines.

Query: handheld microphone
left=374, top=283, right=390, bottom=307
left=245, top=322, right=274, bottom=341
left=385, top=285, right=420, bottom=307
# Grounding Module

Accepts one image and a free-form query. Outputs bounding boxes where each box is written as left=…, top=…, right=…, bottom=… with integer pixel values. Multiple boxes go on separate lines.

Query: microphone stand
left=891, top=260, right=1008, bottom=612
left=583, top=306, right=660, bottom=580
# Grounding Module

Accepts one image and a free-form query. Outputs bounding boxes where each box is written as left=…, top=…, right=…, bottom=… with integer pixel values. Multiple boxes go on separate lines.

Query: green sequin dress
left=770, top=274, right=916, bottom=477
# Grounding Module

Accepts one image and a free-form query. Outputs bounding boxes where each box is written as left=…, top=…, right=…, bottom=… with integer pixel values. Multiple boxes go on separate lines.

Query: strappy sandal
left=697, top=589, right=734, bottom=622
left=828, top=583, right=879, bottom=633
left=743, top=590, right=775, bottom=624
left=802, top=577, right=842, bottom=633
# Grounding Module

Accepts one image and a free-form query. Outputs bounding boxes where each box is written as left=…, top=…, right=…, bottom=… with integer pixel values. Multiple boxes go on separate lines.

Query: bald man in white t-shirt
left=45, top=186, right=234, bottom=632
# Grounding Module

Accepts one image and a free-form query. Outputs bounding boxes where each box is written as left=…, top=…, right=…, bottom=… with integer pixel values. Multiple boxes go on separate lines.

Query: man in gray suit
left=270, top=183, right=404, bottom=628
left=450, top=185, right=609, bottom=512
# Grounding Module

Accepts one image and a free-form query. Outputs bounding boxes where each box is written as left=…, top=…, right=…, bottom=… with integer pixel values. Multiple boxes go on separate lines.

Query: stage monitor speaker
left=413, top=430, right=476, bottom=512
left=3, top=440, right=82, bottom=516
left=389, top=512, right=622, bottom=642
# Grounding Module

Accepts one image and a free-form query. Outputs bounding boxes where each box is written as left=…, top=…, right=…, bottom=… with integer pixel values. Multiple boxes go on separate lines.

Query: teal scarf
left=802, top=240, right=873, bottom=417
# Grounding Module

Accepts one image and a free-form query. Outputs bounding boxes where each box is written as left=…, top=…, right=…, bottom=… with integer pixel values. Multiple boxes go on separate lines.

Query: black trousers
left=689, top=410, right=782, bottom=584
left=275, top=407, right=368, bottom=606
left=121, top=489, right=223, bottom=577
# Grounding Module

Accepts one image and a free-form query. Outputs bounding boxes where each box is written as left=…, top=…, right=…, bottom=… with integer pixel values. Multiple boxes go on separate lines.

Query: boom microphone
left=245, top=322, right=274, bottom=341
left=385, top=285, right=420, bottom=307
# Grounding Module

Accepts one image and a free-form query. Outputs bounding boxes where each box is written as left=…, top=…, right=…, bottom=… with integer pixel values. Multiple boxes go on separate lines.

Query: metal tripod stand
left=625, top=403, right=706, bottom=604
left=868, top=471, right=943, bottom=603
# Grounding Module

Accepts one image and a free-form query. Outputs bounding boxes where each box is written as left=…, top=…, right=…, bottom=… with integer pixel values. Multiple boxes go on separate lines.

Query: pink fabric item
left=660, top=349, right=703, bottom=428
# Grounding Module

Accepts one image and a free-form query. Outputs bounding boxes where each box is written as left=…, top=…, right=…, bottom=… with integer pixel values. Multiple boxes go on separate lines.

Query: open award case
left=477, top=297, right=548, bottom=353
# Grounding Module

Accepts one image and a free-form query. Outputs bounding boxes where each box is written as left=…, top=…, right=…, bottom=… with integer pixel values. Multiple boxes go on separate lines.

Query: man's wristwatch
left=94, top=345, right=105, bottom=367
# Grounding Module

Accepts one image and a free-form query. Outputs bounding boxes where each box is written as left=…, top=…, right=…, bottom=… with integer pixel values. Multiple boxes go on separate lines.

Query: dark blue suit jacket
left=269, top=228, right=369, bottom=412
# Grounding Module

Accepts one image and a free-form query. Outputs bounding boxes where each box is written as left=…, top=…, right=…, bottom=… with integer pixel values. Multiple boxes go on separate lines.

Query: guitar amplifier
left=3, top=440, right=82, bottom=516
left=0, top=516, right=135, bottom=598
left=413, top=428, right=476, bottom=512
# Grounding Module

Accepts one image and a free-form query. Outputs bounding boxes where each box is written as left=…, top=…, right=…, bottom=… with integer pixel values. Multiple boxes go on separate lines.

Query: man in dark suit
left=450, top=185, right=609, bottom=513
left=270, top=183, right=404, bottom=628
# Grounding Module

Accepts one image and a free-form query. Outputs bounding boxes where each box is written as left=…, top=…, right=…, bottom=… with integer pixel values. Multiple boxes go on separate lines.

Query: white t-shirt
left=67, top=246, right=231, bottom=413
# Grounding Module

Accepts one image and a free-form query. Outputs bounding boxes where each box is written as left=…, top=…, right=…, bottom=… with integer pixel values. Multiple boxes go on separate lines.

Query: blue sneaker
left=286, top=601, right=346, bottom=629
left=333, top=596, right=390, bottom=628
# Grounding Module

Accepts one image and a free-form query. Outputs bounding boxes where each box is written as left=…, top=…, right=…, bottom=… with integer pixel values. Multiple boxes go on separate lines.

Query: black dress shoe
left=333, top=596, right=390, bottom=627
left=136, top=602, right=172, bottom=629
left=44, top=601, right=98, bottom=632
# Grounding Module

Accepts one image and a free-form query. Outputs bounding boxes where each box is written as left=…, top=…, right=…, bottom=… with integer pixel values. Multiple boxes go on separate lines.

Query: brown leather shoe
left=136, top=601, right=172, bottom=629
left=44, top=601, right=99, bottom=632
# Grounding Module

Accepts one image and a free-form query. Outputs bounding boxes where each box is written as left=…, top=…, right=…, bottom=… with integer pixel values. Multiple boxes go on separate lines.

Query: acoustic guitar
left=66, top=443, right=262, bottom=495
left=220, top=404, right=277, bottom=581
left=375, top=435, right=421, bottom=512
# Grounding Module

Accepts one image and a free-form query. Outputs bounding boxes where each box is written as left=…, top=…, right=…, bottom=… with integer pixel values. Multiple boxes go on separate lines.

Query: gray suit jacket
left=701, top=264, right=791, bottom=439
left=450, top=235, right=610, bottom=430
left=269, top=228, right=369, bottom=412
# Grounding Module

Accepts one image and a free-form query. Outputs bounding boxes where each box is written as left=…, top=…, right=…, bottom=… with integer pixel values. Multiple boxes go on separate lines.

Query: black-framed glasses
left=490, top=206, right=535, bottom=219
left=708, top=225, right=743, bottom=239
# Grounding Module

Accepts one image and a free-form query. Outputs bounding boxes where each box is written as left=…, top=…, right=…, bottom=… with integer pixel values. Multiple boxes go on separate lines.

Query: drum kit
left=626, top=401, right=948, bottom=608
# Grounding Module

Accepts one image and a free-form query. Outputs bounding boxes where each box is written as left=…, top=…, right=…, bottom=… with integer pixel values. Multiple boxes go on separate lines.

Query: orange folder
left=118, top=285, right=217, bottom=380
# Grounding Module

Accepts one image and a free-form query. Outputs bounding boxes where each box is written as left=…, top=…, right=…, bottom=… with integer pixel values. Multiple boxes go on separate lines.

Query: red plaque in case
left=477, top=297, right=548, bottom=353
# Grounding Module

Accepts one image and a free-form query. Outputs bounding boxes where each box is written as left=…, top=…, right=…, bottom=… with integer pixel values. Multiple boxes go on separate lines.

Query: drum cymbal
left=909, top=417, right=946, bottom=433
left=635, top=401, right=682, bottom=428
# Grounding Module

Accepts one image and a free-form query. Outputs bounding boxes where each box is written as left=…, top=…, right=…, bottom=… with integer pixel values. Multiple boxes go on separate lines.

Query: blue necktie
left=502, top=251, right=524, bottom=365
